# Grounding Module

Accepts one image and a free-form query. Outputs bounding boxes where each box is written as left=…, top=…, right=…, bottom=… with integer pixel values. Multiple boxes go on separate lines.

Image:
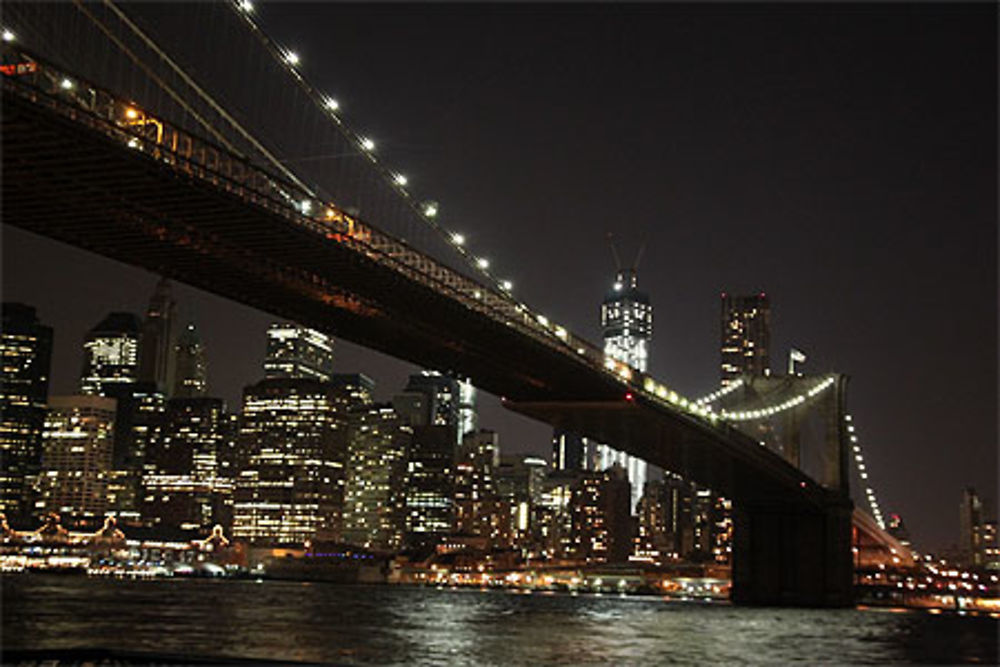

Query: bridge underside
left=4, top=83, right=853, bottom=607
left=508, top=399, right=855, bottom=606
left=1, top=91, right=625, bottom=406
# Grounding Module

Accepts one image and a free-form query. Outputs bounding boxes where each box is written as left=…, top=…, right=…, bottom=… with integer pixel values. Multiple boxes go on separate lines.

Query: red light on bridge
left=624, top=392, right=634, bottom=402
left=800, top=481, right=807, bottom=488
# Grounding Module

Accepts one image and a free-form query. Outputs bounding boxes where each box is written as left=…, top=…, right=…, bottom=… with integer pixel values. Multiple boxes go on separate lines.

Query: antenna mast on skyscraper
left=606, top=232, right=622, bottom=271
left=633, top=235, right=647, bottom=271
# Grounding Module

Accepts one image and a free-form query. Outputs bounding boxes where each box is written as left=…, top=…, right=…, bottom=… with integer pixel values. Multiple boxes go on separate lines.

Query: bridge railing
left=2, top=46, right=750, bottom=435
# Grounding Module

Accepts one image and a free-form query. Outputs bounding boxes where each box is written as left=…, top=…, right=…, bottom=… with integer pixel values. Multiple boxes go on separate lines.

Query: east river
left=2, top=575, right=997, bottom=664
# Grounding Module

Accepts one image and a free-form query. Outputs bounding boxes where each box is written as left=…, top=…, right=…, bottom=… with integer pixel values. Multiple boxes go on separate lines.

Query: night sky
left=2, top=2, right=995, bottom=552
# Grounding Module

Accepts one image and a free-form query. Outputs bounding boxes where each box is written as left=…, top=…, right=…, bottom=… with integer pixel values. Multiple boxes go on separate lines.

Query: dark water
left=2, top=575, right=997, bottom=664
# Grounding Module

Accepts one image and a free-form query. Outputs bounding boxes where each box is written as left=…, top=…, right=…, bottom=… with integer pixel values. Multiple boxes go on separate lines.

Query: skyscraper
left=80, top=312, right=141, bottom=396
left=233, top=378, right=346, bottom=544
left=601, top=268, right=653, bottom=372
left=173, top=322, right=207, bottom=398
left=569, top=465, right=632, bottom=564
left=343, top=403, right=411, bottom=551
left=720, top=293, right=771, bottom=385
left=960, top=487, right=984, bottom=566
left=597, top=267, right=652, bottom=513
left=263, top=323, right=335, bottom=382
left=454, top=429, right=499, bottom=539
left=395, top=372, right=461, bottom=551
left=0, top=303, right=53, bottom=521
left=551, top=431, right=590, bottom=472
left=37, top=395, right=117, bottom=526
left=138, top=278, right=176, bottom=393
left=141, top=396, right=232, bottom=536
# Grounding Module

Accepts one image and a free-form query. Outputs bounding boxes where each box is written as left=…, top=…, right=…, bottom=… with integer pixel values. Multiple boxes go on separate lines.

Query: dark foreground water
left=2, top=575, right=997, bottom=665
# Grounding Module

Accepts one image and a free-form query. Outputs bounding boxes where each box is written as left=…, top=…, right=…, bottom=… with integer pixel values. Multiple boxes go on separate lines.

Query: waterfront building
left=172, top=322, right=207, bottom=398
left=569, top=465, right=632, bottom=564
left=720, top=292, right=771, bottom=385
left=493, top=455, right=548, bottom=553
left=534, top=469, right=583, bottom=559
left=0, top=303, right=53, bottom=521
left=233, top=378, right=345, bottom=545
left=263, top=323, right=335, bottom=382
left=960, top=487, right=984, bottom=566
left=633, top=480, right=675, bottom=564
left=454, top=429, right=499, bottom=540
left=141, top=396, right=232, bottom=535
left=978, top=520, right=999, bottom=571
left=342, top=403, right=410, bottom=551
left=138, top=277, right=176, bottom=394
left=394, top=372, right=461, bottom=552
left=80, top=312, right=141, bottom=396
left=37, top=395, right=116, bottom=526
left=106, top=382, right=165, bottom=526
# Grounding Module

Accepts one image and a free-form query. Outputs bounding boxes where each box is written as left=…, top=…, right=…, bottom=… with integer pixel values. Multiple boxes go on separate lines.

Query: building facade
left=395, top=372, right=461, bottom=551
left=342, top=403, right=410, bottom=551
left=263, top=323, right=335, bottom=382
left=138, top=277, right=176, bottom=394
left=720, top=293, right=771, bottom=385
left=172, top=322, right=207, bottom=398
left=37, top=395, right=117, bottom=526
left=233, top=378, right=346, bottom=545
left=569, top=465, right=632, bottom=564
left=0, top=303, right=53, bottom=521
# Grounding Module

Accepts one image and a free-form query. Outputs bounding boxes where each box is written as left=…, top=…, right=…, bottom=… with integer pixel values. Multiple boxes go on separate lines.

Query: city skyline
left=2, top=1, right=995, bottom=558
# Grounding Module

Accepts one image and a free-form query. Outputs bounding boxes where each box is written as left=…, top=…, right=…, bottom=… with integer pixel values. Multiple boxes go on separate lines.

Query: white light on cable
left=451, top=233, right=465, bottom=246
left=423, top=203, right=438, bottom=218
left=238, top=0, right=254, bottom=12
left=285, top=51, right=301, bottom=66
left=2, top=29, right=15, bottom=43
left=394, top=174, right=408, bottom=186
left=324, top=97, right=340, bottom=111
left=360, top=137, right=375, bottom=151
left=476, top=258, right=489, bottom=269
left=60, top=78, right=74, bottom=90
left=300, top=200, right=312, bottom=214
left=501, top=280, right=513, bottom=291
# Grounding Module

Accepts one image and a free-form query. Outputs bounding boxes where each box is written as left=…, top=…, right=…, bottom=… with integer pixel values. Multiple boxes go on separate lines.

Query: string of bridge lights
left=844, top=414, right=886, bottom=530
left=693, top=378, right=744, bottom=405
left=715, top=375, right=837, bottom=422
left=230, top=0, right=523, bottom=306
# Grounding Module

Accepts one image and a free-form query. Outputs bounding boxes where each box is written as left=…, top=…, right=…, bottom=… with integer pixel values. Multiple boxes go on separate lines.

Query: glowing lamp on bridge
left=501, top=280, right=513, bottom=292
left=476, top=257, right=489, bottom=269
left=423, top=202, right=438, bottom=218
left=284, top=51, right=300, bottom=66
left=125, top=107, right=139, bottom=120
left=324, top=96, right=339, bottom=111
left=1, top=29, right=14, bottom=43
left=451, top=232, right=465, bottom=245
left=360, top=137, right=375, bottom=151
left=393, top=173, right=408, bottom=186
left=60, top=78, right=74, bottom=90
left=624, top=392, right=634, bottom=402
left=238, top=0, right=254, bottom=12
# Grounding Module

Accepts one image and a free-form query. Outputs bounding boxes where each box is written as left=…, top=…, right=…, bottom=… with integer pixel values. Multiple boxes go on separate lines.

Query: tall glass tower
left=719, top=293, right=770, bottom=386
left=601, top=268, right=653, bottom=372
left=598, top=267, right=653, bottom=513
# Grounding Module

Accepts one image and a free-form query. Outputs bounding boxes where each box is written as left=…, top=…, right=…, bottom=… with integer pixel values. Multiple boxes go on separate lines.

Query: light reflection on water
left=2, top=576, right=997, bottom=664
